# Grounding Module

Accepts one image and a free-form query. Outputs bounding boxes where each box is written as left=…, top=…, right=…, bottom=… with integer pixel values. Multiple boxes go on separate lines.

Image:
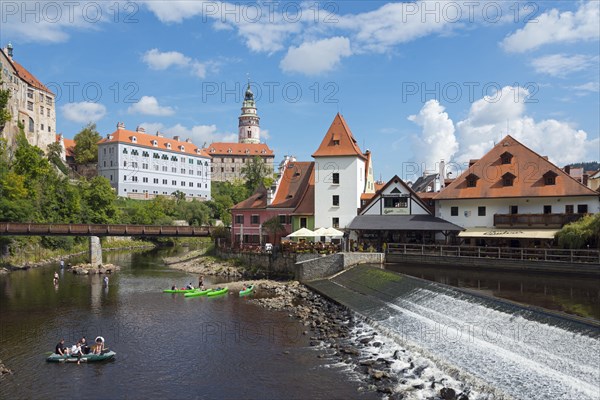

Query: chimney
left=173, top=136, right=180, bottom=142
left=185, top=138, right=192, bottom=143
left=156, top=131, right=163, bottom=137
left=469, top=159, right=478, bottom=167
left=117, top=122, right=125, bottom=130
left=583, top=174, right=589, bottom=186
left=136, top=126, right=145, bottom=133
left=266, top=189, right=273, bottom=205
left=438, top=159, right=445, bottom=191
left=564, top=165, right=571, bottom=174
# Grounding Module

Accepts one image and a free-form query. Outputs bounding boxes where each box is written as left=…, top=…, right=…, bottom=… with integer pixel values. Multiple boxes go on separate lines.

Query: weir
left=307, top=266, right=600, bottom=400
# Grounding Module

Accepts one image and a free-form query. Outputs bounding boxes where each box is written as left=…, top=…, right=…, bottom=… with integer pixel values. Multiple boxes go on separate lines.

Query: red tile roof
left=434, top=135, right=599, bottom=200
left=56, top=134, right=75, bottom=158
left=10, top=57, right=53, bottom=94
left=231, top=185, right=268, bottom=210
left=206, top=142, right=274, bottom=156
left=98, top=128, right=211, bottom=158
left=271, top=162, right=314, bottom=209
left=292, top=167, right=315, bottom=215
left=312, top=113, right=366, bottom=160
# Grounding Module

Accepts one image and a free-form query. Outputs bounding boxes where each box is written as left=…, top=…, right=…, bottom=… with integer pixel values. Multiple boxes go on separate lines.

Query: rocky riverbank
left=241, top=280, right=482, bottom=400
left=164, top=255, right=243, bottom=278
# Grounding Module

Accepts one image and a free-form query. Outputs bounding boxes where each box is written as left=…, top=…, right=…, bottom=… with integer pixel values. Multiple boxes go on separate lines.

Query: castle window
left=500, top=151, right=513, bottom=165
left=502, top=172, right=516, bottom=187
left=28, top=117, right=34, bottom=132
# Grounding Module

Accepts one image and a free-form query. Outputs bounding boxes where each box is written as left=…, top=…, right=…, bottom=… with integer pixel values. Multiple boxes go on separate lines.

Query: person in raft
left=80, top=337, right=90, bottom=354
left=55, top=339, right=67, bottom=356
left=171, top=284, right=177, bottom=290
left=71, top=341, right=83, bottom=364
left=185, top=283, right=194, bottom=290
left=94, top=336, right=105, bottom=353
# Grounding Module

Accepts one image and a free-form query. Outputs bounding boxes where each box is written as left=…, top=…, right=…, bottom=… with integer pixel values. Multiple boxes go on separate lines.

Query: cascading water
left=310, top=266, right=600, bottom=400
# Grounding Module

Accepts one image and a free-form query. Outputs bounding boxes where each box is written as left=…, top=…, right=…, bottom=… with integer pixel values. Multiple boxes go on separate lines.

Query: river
left=0, top=248, right=376, bottom=399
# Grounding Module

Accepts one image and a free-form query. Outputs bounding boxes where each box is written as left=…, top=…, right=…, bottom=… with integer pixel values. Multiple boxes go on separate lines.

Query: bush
left=557, top=214, right=600, bottom=249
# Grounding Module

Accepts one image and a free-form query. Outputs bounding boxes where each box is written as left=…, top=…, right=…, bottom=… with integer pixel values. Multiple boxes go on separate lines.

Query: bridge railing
left=386, top=243, right=600, bottom=264
left=0, top=222, right=212, bottom=237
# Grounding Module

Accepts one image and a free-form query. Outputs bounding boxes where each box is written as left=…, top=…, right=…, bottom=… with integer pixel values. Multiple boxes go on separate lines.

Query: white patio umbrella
left=287, top=227, right=317, bottom=238
left=322, top=227, right=344, bottom=237
left=312, top=227, right=328, bottom=236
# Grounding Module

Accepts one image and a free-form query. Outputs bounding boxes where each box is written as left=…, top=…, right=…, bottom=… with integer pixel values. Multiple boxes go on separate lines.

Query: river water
left=386, top=263, right=600, bottom=321
left=0, top=249, right=376, bottom=399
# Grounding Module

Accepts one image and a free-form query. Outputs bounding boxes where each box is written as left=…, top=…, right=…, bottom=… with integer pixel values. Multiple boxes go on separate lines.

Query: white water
left=377, top=288, right=600, bottom=400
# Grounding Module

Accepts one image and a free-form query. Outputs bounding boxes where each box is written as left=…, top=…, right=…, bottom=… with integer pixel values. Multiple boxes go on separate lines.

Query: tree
left=79, top=176, right=120, bottom=223
left=241, top=156, right=271, bottom=191
left=0, top=78, right=10, bottom=133
left=262, top=216, right=286, bottom=244
left=73, top=123, right=101, bottom=164
left=557, top=214, right=600, bottom=249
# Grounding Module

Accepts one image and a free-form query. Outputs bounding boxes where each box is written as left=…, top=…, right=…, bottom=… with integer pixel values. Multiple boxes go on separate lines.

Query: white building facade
left=98, top=124, right=211, bottom=200
left=313, top=114, right=367, bottom=229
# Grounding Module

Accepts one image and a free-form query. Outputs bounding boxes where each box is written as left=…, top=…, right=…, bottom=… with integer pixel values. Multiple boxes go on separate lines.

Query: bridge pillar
left=89, top=236, right=102, bottom=266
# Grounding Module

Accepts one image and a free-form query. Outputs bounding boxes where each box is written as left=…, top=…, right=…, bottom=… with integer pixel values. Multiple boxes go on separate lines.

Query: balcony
left=494, top=213, right=586, bottom=228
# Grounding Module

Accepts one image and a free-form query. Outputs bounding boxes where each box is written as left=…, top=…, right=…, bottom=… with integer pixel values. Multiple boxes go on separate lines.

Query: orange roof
left=374, top=182, right=385, bottom=192
left=56, top=134, right=76, bottom=157
left=312, top=113, right=366, bottom=160
left=206, top=142, right=274, bottom=156
left=434, top=135, right=599, bottom=200
left=10, top=57, right=53, bottom=94
left=292, top=167, right=315, bottom=215
left=98, top=128, right=211, bottom=158
left=271, top=162, right=314, bottom=209
left=360, top=193, right=376, bottom=201
left=231, top=185, right=268, bottom=210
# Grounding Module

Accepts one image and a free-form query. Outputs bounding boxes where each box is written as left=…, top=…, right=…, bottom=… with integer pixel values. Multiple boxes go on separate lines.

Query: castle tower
left=238, top=81, right=260, bottom=144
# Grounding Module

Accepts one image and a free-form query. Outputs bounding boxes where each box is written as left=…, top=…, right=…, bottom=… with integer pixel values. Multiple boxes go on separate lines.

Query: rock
left=440, top=387, right=457, bottom=400
left=373, top=341, right=382, bottom=347
left=282, top=351, right=290, bottom=355
left=359, top=359, right=375, bottom=366
left=370, top=370, right=385, bottom=380
left=412, top=383, right=424, bottom=390
left=359, top=336, right=371, bottom=344
left=309, top=341, right=320, bottom=346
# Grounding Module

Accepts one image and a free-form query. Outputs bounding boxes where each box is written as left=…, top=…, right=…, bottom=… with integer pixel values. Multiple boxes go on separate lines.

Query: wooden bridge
left=0, top=222, right=212, bottom=237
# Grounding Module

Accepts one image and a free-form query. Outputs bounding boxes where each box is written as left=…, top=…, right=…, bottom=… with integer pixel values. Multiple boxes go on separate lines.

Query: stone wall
left=295, top=252, right=385, bottom=282
left=343, top=252, right=385, bottom=268
left=215, top=249, right=321, bottom=278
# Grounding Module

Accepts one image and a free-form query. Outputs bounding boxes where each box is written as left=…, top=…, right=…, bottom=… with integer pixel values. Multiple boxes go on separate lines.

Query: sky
left=2, top=0, right=599, bottom=182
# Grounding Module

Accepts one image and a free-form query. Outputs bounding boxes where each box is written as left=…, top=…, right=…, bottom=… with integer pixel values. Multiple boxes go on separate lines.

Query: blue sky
left=3, top=0, right=599, bottom=181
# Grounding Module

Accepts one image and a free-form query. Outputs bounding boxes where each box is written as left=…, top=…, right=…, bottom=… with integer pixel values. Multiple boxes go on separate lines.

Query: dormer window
left=466, top=173, right=479, bottom=188
left=227, top=148, right=232, bottom=153
left=166, top=143, right=171, bottom=149
left=500, top=151, right=513, bottom=165
left=180, top=145, right=185, bottom=152
left=152, top=140, right=158, bottom=147
left=502, top=172, right=516, bottom=187
left=333, top=140, right=340, bottom=145
left=131, top=136, right=137, bottom=143
left=543, top=171, right=557, bottom=185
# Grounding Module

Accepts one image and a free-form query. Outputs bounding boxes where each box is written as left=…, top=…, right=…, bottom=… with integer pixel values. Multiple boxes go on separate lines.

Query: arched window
left=28, top=117, right=34, bottom=133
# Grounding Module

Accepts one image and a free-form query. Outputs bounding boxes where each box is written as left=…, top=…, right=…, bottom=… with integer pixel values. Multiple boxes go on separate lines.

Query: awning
left=458, top=228, right=559, bottom=239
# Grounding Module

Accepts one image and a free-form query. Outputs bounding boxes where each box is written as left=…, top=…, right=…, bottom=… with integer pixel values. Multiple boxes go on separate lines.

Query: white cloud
left=408, top=100, right=458, bottom=168
left=141, top=49, right=210, bottom=78
left=531, top=54, right=599, bottom=77
left=164, top=123, right=237, bottom=145
left=571, top=82, right=600, bottom=95
left=142, top=49, right=191, bottom=70
left=454, top=86, right=596, bottom=165
left=501, top=1, right=600, bottom=53
left=280, top=37, right=352, bottom=75
left=142, top=0, right=209, bottom=23
left=138, top=122, right=166, bottom=135
left=62, top=102, right=106, bottom=123
left=127, top=96, right=175, bottom=116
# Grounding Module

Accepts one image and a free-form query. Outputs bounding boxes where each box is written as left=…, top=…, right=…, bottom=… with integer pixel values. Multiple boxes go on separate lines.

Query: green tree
left=73, top=123, right=101, bottom=164
left=79, top=176, right=119, bottom=223
left=241, top=156, right=271, bottom=191
left=178, top=200, right=210, bottom=226
left=0, top=78, right=10, bottom=133
left=262, top=216, right=286, bottom=244
left=557, top=214, right=600, bottom=249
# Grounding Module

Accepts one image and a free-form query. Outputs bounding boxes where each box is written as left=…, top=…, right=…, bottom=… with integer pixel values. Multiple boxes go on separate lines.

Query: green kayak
left=163, top=288, right=196, bottom=293
left=184, top=288, right=214, bottom=297
left=207, top=287, right=229, bottom=297
left=47, top=350, right=116, bottom=363
left=239, top=285, right=254, bottom=296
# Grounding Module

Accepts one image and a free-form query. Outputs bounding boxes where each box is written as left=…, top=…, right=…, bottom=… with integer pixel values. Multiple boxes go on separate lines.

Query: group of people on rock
left=55, top=336, right=106, bottom=364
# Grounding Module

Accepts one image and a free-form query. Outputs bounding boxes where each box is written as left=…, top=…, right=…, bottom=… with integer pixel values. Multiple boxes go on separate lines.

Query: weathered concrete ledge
left=295, top=252, right=384, bottom=282
left=386, top=253, right=600, bottom=276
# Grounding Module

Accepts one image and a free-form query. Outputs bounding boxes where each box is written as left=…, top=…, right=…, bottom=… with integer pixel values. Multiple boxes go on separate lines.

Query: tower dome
left=238, top=80, right=260, bottom=144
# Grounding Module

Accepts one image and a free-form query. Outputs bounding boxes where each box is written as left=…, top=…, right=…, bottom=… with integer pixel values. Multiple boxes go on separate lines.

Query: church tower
left=238, top=81, right=260, bottom=144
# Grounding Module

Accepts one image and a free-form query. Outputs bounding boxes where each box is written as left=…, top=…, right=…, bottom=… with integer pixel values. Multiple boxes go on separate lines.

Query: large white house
left=312, top=114, right=374, bottom=229
left=97, top=123, right=211, bottom=200
left=434, top=135, right=599, bottom=246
